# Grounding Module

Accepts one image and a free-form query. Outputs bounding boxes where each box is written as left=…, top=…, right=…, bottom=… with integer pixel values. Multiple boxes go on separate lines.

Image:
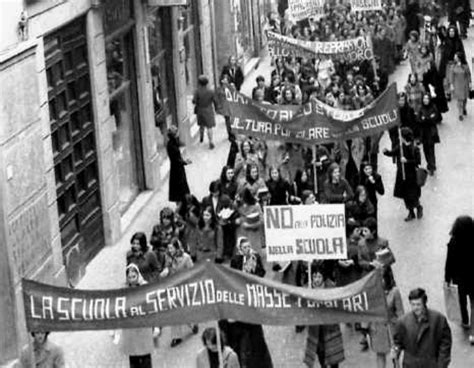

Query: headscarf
left=125, top=263, right=146, bottom=287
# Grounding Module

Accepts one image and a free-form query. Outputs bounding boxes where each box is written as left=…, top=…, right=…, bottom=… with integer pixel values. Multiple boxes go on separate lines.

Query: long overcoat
left=167, top=135, right=190, bottom=202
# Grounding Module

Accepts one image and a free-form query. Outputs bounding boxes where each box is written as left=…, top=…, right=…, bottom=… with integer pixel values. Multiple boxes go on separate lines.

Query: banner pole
left=214, top=321, right=224, bottom=368
left=307, top=261, right=312, bottom=289
left=397, top=127, right=406, bottom=180
left=312, top=145, right=318, bottom=194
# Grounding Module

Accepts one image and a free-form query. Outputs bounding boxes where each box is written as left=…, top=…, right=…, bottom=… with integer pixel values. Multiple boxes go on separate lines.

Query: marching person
left=303, top=265, right=345, bottom=368
left=223, top=237, right=273, bottom=368
left=444, top=215, right=474, bottom=344
left=417, top=92, right=441, bottom=176
left=369, top=268, right=404, bottom=368
left=161, top=238, right=198, bottom=347
left=448, top=51, right=471, bottom=121
left=113, top=264, right=154, bottom=368
left=126, top=232, right=161, bottom=283
left=196, top=327, right=240, bottom=368
left=383, top=127, right=422, bottom=222
left=392, top=288, right=452, bottom=367
left=166, top=125, right=191, bottom=207
left=193, top=75, right=218, bottom=149
left=19, top=331, right=65, bottom=368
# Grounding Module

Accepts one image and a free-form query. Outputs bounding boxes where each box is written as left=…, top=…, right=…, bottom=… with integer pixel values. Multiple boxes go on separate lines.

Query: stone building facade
left=0, top=0, right=215, bottom=363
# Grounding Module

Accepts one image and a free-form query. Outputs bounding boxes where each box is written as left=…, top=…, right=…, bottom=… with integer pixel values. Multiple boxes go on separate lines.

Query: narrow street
left=47, top=22, right=474, bottom=368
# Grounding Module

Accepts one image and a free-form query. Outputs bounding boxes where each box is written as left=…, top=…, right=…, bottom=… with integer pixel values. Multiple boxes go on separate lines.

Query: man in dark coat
left=166, top=125, right=190, bottom=204
left=392, top=288, right=452, bottom=367
left=221, top=56, right=244, bottom=91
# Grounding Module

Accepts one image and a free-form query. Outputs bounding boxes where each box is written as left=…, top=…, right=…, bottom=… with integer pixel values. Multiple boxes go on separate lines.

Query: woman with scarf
left=235, top=187, right=265, bottom=258
left=418, top=92, right=441, bottom=176
left=126, top=232, right=161, bottom=283
left=303, top=265, right=345, bottom=368
left=358, top=162, right=385, bottom=220
left=383, top=127, right=422, bottom=221
left=369, top=267, right=404, bottom=368
left=221, top=237, right=273, bottom=368
left=161, top=238, right=198, bottom=347
left=114, top=264, right=155, bottom=367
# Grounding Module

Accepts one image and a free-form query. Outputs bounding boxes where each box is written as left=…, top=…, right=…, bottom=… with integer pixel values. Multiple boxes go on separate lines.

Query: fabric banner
left=22, top=263, right=388, bottom=331
left=264, top=204, right=347, bottom=262
left=267, top=31, right=374, bottom=62
left=224, top=83, right=400, bottom=144
left=288, top=0, right=325, bottom=21
left=350, top=0, right=383, bottom=12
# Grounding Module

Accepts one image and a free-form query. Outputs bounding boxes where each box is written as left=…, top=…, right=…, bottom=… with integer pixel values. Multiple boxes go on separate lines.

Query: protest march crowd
left=20, top=0, right=474, bottom=367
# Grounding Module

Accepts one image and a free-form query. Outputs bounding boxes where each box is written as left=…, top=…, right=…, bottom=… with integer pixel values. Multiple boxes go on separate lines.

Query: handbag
left=416, top=167, right=428, bottom=187
left=469, top=90, right=474, bottom=99
left=443, top=283, right=462, bottom=324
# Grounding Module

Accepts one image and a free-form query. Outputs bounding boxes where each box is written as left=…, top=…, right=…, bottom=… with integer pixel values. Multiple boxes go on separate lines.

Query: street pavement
left=45, top=25, right=474, bottom=367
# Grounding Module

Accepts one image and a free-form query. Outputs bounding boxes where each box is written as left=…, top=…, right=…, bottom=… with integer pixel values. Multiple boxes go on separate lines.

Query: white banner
left=288, top=0, right=325, bottom=21
left=264, top=204, right=347, bottom=262
left=350, top=0, right=383, bottom=12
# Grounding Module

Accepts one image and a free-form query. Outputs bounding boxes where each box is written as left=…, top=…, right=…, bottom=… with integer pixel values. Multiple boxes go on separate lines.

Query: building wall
left=0, top=0, right=215, bottom=363
left=214, top=0, right=234, bottom=75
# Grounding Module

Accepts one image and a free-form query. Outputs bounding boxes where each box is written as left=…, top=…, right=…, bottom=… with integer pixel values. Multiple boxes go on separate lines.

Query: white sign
left=350, top=0, right=383, bottom=12
left=288, top=0, right=325, bottom=21
left=264, top=204, right=347, bottom=262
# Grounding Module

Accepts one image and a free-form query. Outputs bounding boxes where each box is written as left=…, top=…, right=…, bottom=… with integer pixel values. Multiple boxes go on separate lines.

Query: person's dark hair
left=407, top=72, right=418, bottom=84
left=245, top=163, right=259, bottom=184
left=240, top=187, right=256, bottom=206
left=400, top=127, right=414, bottom=142
left=209, top=180, right=221, bottom=195
left=346, top=218, right=361, bottom=237
left=198, top=75, right=209, bottom=87
left=130, top=232, right=148, bottom=252
left=220, top=165, right=234, bottom=185
left=31, top=331, right=50, bottom=338
left=397, top=92, right=407, bottom=101
left=268, top=165, right=281, bottom=181
left=160, top=207, right=175, bottom=224
left=199, top=206, right=216, bottom=229
left=240, top=139, right=254, bottom=159
left=327, top=162, right=341, bottom=181
left=187, top=204, right=201, bottom=222
left=362, top=217, right=377, bottom=235
left=256, top=75, right=265, bottom=83
left=201, top=327, right=226, bottom=350
left=354, top=185, right=367, bottom=202
left=449, top=215, right=473, bottom=244
left=408, top=288, right=428, bottom=304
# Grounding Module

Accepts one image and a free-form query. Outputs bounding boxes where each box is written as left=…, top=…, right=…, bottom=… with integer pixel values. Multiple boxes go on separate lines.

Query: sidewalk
left=47, top=54, right=276, bottom=367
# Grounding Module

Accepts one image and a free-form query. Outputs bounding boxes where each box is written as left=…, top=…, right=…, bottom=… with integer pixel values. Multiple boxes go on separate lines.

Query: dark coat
left=266, top=178, right=291, bottom=205
left=193, top=87, right=217, bottom=128
left=167, top=135, right=190, bottom=202
left=383, top=143, right=421, bottom=201
left=418, top=103, right=441, bottom=145
left=221, top=65, right=244, bottom=91
left=394, top=309, right=452, bottom=368
left=445, top=237, right=474, bottom=293
left=359, top=173, right=385, bottom=207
